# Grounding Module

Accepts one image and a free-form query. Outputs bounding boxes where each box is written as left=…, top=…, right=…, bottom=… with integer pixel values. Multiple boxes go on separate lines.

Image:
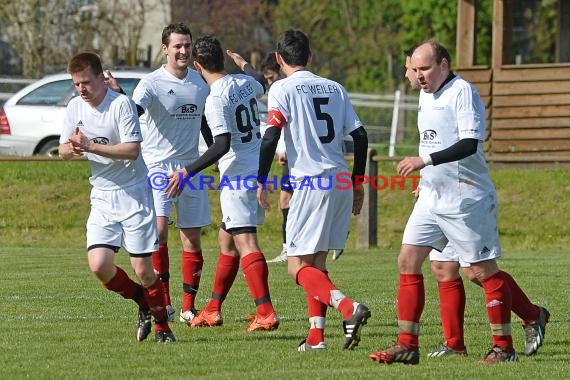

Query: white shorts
left=87, top=181, right=158, bottom=255
left=286, top=171, right=352, bottom=256
left=403, top=193, right=500, bottom=264
left=220, top=180, right=264, bottom=229
left=147, top=161, right=211, bottom=228
left=429, top=244, right=470, bottom=268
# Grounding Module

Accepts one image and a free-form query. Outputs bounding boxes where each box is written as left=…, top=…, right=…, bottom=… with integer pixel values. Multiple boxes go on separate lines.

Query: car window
left=16, top=79, right=73, bottom=106
left=115, top=78, right=141, bottom=97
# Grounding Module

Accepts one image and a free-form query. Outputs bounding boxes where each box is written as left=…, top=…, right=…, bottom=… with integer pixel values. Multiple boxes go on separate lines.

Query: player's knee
left=430, top=261, right=460, bottom=281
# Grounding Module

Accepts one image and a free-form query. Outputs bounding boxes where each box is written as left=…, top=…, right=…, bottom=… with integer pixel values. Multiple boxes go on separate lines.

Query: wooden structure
left=456, top=0, right=570, bottom=166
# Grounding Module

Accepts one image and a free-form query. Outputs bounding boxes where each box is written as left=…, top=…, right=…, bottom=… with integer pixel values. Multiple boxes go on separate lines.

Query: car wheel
left=37, top=139, right=60, bottom=158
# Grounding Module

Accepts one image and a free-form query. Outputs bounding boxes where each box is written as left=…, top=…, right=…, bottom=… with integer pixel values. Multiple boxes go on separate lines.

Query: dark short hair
left=192, top=35, right=225, bottom=73
left=67, top=52, right=103, bottom=76
left=423, top=39, right=452, bottom=65
left=260, top=52, right=279, bottom=73
left=162, top=22, right=192, bottom=46
left=276, top=29, right=310, bottom=67
left=404, top=45, right=417, bottom=58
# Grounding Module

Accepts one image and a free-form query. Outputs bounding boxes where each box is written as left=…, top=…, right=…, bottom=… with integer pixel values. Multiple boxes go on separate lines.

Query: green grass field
left=1, top=161, right=569, bottom=379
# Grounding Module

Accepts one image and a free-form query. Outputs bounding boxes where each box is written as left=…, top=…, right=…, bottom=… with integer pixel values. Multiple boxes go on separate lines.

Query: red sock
left=295, top=266, right=354, bottom=320
left=152, top=243, right=171, bottom=305
left=306, top=293, right=327, bottom=345
left=396, top=274, right=424, bottom=350
left=204, top=253, right=240, bottom=313
left=438, top=278, right=466, bottom=351
left=241, top=252, right=274, bottom=317
left=500, top=271, right=540, bottom=322
left=481, top=271, right=513, bottom=351
left=182, top=250, right=203, bottom=311
left=103, top=266, right=148, bottom=309
left=143, top=279, right=170, bottom=333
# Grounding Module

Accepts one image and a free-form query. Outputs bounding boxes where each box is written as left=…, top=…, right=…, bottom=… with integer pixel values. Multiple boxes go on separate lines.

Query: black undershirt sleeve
left=257, top=126, right=282, bottom=183
left=242, top=63, right=266, bottom=93
left=200, top=116, right=214, bottom=147
left=430, top=138, right=478, bottom=166
left=136, top=104, right=145, bottom=117
left=349, top=126, right=368, bottom=184
left=183, top=133, right=231, bottom=176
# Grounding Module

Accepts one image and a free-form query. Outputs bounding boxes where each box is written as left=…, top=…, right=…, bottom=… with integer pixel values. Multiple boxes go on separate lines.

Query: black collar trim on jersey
left=435, top=71, right=456, bottom=93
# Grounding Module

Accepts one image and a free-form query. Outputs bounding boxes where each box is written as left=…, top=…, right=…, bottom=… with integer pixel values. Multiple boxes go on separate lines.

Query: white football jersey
left=417, top=75, right=495, bottom=213
left=205, top=74, right=264, bottom=179
left=266, top=71, right=362, bottom=178
left=132, top=66, right=209, bottom=164
left=61, top=89, right=148, bottom=190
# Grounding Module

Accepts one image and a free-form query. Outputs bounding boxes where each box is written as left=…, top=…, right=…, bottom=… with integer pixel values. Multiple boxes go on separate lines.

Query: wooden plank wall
left=457, top=64, right=570, bottom=164
left=492, top=64, right=570, bottom=158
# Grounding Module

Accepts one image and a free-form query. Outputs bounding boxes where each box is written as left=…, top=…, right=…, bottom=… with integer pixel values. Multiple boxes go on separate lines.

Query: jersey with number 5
left=266, top=70, right=362, bottom=178
left=205, top=74, right=264, bottom=180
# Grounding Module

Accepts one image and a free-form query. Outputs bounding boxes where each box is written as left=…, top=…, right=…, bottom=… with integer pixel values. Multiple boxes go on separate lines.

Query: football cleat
left=155, top=330, right=176, bottom=343
left=135, top=308, right=152, bottom=342
left=179, top=307, right=198, bottom=324
left=479, top=346, right=518, bottom=364
left=166, top=304, right=176, bottom=322
left=331, top=249, right=344, bottom=261
left=297, top=339, right=327, bottom=352
left=267, top=246, right=287, bottom=263
left=427, top=343, right=467, bottom=358
left=190, top=309, right=223, bottom=327
left=342, top=302, right=371, bottom=349
left=370, top=344, right=420, bottom=365
left=523, top=306, right=550, bottom=356
left=247, top=312, right=280, bottom=332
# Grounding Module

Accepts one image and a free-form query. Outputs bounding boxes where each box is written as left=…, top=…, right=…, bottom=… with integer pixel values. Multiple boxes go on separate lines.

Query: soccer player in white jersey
left=58, top=52, right=175, bottom=343
left=401, top=47, right=550, bottom=359
left=128, top=23, right=212, bottom=324
left=256, top=29, right=370, bottom=351
left=370, top=40, right=549, bottom=365
left=165, top=35, right=279, bottom=331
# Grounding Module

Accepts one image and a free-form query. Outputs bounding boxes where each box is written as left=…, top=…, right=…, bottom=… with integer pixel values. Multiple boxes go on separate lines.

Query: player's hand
left=105, top=70, right=122, bottom=93
left=68, top=127, right=94, bottom=154
left=397, top=156, right=425, bottom=176
left=277, top=153, right=287, bottom=166
left=412, top=186, right=421, bottom=199
left=352, top=186, right=364, bottom=215
left=59, top=141, right=82, bottom=158
left=257, top=183, right=271, bottom=210
left=226, top=49, right=248, bottom=71
left=165, top=168, right=189, bottom=198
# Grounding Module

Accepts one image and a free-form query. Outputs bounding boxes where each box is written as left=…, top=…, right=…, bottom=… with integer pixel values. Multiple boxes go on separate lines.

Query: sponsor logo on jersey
left=76, top=120, right=84, bottom=127
left=177, top=103, right=198, bottom=113
left=422, top=129, right=437, bottom=141
left=91, top=137, right=109, bottom=145
left=168, top=89, right=175, bottom=95
left=420, top=129, right=441, bottom=148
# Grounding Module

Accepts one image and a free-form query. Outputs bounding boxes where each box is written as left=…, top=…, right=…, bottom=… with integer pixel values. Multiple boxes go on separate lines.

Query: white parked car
left=0, top=70, right=209, bottom=157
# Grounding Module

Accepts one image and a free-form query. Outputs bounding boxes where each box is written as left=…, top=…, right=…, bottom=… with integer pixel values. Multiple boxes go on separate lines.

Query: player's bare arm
left=226, top=50, right=248, bottom=71
left=105, top=70, right=122, bottom=93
